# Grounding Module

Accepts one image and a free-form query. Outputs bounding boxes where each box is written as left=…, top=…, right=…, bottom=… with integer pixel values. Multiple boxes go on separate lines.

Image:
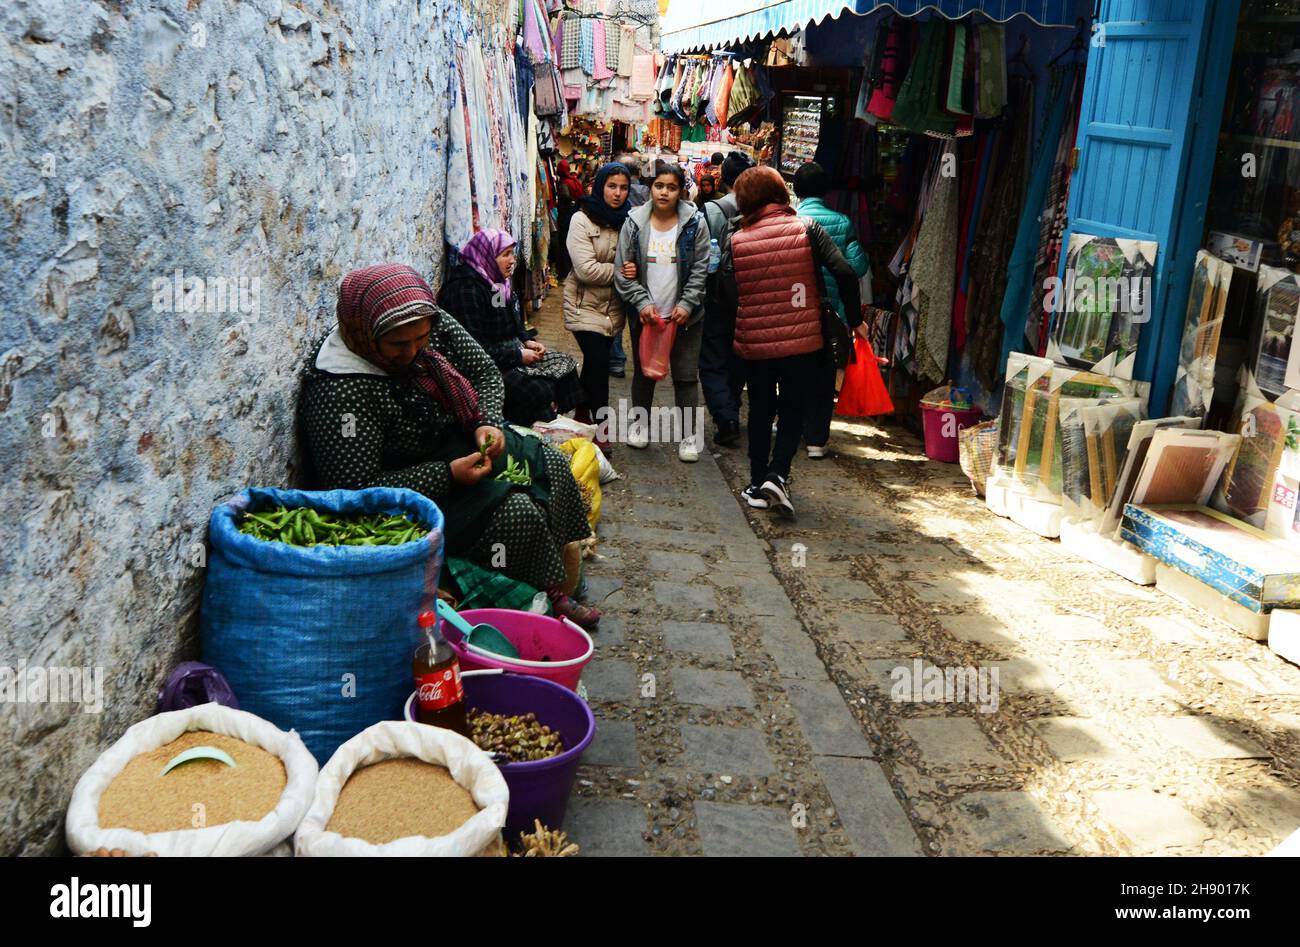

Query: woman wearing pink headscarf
left=439, top=229, right=583, bottom=427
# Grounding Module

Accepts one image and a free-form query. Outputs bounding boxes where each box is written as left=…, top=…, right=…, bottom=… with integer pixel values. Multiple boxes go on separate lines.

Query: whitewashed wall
left=0, top=0, right=479, bottom=853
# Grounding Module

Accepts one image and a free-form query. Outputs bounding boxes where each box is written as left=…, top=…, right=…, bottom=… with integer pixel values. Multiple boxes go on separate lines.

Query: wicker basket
left=958, top=420, right=998, bottom=496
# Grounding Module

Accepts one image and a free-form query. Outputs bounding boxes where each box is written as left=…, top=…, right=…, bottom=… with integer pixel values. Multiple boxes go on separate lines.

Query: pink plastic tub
left=920, top=404, right=983, bottom=463
left=444, top=609, right=594, bottom=692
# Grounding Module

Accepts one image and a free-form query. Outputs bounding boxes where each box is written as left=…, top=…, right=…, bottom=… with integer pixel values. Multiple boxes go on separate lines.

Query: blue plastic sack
left=200, top=487, right=444, bottom=763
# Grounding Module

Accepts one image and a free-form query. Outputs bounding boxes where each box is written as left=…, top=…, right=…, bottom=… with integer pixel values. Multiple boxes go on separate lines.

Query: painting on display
left=1047, top=234, right=1158, bottom=380
left=1251, top=266, right=1300, bottom=399
left=1169, top=251, right=1233, bottom=419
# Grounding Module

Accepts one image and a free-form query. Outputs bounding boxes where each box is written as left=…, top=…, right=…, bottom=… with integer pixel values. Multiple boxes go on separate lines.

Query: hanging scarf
left=910, top=142, right=960, bottom=384
left=578, top=162, right=632, bottom=230
left=337, top=264, right=482, bottom=432
left=459, top=229, right=517, bottom=303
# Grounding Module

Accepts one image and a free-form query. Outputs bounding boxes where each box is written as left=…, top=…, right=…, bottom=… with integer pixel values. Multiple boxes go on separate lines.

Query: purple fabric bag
left=157, top=661, right=240, bottom=713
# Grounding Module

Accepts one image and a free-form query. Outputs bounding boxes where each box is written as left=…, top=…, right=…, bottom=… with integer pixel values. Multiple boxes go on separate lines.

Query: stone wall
left=0, top=0, right=478, bottom=854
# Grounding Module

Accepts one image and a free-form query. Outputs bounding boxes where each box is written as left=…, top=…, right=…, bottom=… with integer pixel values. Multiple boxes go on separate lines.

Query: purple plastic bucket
left=446, top=609, right=593, bottom=692
left=405, top=670, right=595, bottom=841
left=920, top=404, right=983, bottom=463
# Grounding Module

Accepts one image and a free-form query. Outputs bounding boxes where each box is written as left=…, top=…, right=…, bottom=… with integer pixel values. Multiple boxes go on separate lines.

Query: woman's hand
left=853, top=323, right=871, bottom=340
left=450, top=452, right=495, bottom=486
left=622, top=261, right=638, bottom=279
left=669, top=306, right=690, bottom=325
left=639, top=305, right=659, bottom=325
left=475, top=424, right=506, bottom=460
left=521, top=346, right=543, bottom=365
left=524, top=339, right=547, bottom=355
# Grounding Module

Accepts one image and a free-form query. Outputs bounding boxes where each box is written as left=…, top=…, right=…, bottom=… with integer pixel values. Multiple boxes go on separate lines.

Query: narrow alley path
left=532, top=294, right=1300, bottom=857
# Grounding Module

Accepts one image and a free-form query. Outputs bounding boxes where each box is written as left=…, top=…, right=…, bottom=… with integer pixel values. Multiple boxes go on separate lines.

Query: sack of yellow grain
left=558, top=437, right=602, bottom=529
left=66, top=703, right=319, bottom=857
left=294, top=721, right=507, bottom=857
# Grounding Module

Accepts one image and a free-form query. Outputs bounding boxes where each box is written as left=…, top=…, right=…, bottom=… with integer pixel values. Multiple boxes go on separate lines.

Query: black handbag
left=805, top=222, right=856, bottom=370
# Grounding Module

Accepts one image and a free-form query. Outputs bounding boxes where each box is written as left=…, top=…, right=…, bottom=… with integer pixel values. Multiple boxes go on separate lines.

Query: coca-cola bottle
left=412, top=609, right=467, bottom=735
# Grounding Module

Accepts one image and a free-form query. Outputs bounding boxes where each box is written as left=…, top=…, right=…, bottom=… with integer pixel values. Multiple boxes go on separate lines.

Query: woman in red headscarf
left=300, top=263, right=600, bottom=627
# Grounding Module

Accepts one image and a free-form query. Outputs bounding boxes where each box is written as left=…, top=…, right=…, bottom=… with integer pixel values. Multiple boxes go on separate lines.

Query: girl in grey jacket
left=614, top=161, right=711, bottom=461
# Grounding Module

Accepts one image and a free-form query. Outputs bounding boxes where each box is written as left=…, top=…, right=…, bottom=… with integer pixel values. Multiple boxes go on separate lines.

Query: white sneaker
left=627, top=425, right=649, bottom=449
left=678, top=438, right=700, bottom=463
left=807, top=444, right=828, bottom=459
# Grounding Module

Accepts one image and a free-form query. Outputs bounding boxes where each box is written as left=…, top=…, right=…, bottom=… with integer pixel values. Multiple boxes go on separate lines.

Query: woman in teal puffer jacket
left=794, top=162, right=871, bottom=458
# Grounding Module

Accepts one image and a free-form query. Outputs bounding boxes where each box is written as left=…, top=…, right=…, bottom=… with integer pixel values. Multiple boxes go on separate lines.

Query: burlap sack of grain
left=66, top=703, right=318, bottom=857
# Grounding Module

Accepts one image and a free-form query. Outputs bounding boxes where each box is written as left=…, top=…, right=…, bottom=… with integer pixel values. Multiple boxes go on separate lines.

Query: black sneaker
left=741, top=484, right=769, bottom=509
left=714, top=419, right=741, bottom=447
left=609, top=365, right=626, bottom=378
left=760, top=473, right=794, bottom=517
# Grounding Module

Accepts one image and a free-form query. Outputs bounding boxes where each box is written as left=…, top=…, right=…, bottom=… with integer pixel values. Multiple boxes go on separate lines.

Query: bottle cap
left=418, top=610, right=437, bottom=629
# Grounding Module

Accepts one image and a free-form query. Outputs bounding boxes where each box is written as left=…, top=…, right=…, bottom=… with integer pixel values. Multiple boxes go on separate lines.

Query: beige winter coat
left=563, top=211, right=627, bottom=337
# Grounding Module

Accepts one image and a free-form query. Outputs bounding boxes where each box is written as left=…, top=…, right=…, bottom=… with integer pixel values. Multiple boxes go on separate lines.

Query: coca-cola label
left=415, top=662, right=464, bottom=711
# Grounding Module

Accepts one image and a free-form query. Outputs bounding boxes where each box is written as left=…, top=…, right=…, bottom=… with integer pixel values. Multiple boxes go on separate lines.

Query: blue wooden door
left=1064, top=0, right=1239, bottom=413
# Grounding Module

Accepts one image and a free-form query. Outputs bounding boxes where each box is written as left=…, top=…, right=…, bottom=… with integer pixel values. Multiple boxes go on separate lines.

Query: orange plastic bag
left=638, top=316, right=677, bottom=380
left=835, top=335, right=894, bottom=417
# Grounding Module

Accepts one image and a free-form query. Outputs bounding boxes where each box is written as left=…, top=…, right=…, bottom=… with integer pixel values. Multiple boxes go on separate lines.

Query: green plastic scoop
left=435, top=599, right=520, bottom=659
left=159, top=746, right=237, bottom=777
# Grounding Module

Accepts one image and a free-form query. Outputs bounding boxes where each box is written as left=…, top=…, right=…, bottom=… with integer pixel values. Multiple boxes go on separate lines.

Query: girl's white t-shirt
left=645, top=220, right=680, bottom=317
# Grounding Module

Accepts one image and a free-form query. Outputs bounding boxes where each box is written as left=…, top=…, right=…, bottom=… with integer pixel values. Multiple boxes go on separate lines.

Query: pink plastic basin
left=444, top=609, right=594, bottom=691
left=920, top=404, right=983, bottom=463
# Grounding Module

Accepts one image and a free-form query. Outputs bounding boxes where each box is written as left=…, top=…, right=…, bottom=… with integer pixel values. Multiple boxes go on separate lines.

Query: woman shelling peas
left=299, top=264, right=601, bottom=629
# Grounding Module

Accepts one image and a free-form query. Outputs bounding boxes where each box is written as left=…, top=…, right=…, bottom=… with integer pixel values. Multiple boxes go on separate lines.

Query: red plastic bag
left=836, top=335, right=894, bottom=417
left=638, top=315, right=677, bottom=381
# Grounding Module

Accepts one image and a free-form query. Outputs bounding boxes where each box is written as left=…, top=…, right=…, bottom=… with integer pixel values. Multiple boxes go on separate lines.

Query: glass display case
left=778, top=94, right=832, bottom=178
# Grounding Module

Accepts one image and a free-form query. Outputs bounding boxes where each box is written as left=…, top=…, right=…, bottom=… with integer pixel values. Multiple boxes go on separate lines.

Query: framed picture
left=1169, top=250, right=1233, bottom=419
left=1251, top=266, right=1300, bottom=399
left=1047, top=234, right=1158, bottom=379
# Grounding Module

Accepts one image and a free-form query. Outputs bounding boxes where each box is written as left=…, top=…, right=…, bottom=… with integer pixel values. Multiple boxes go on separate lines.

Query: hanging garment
left=445, top=62, right=475, bottom=251
left=579, top=17, right=595, bottom=75
left=726, top=64, right=758, bottom=125
left=534, top=62, right=564, bottom=117
left=975, top=23, right=1007, bottom=118
left=523, top=0, right=546, bottom=61
left=954, top=129, right=997, bottom=351
left=558, top=13, right=581, bottom=70
left=715, top=59, right=735, bottom=125
left=891, top=20, right=957, bottom=138
left=592, top=21, right=614, bottom=81
left=968, top=79, right=1033, bottom=388
left=854, top=21, right=885, bottom=122
left=997, top=66, right=1079, bottom=373
left=867, top=16, right=908, bottom=123
left=605, top=20, right=621, bottom=72
left=618, top=27, right=635, bottom=76
left=1029, top=67, right=1084, bottom=355
left=562, top=67, right=585, bottom=100
left=944, top=23, right=970, bottom=116
left=910, top=141, right=959, bottom=384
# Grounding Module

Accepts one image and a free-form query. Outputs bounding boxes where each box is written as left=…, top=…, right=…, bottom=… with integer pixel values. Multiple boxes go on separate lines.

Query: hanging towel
left=631, top=54, right=656, bottom=98
left=910, top=141, right=960, bottom=384
left=975, top=23, right=1007, bottom=118
left=592, top=21, right=614, bottom=80
left=445, top=61, right=475, bottom=251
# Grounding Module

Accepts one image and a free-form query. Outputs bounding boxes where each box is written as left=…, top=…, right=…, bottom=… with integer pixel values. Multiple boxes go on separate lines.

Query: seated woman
left=438, top=230, right=583, bottom=428
left=300, top=263, right=600, bottom=628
